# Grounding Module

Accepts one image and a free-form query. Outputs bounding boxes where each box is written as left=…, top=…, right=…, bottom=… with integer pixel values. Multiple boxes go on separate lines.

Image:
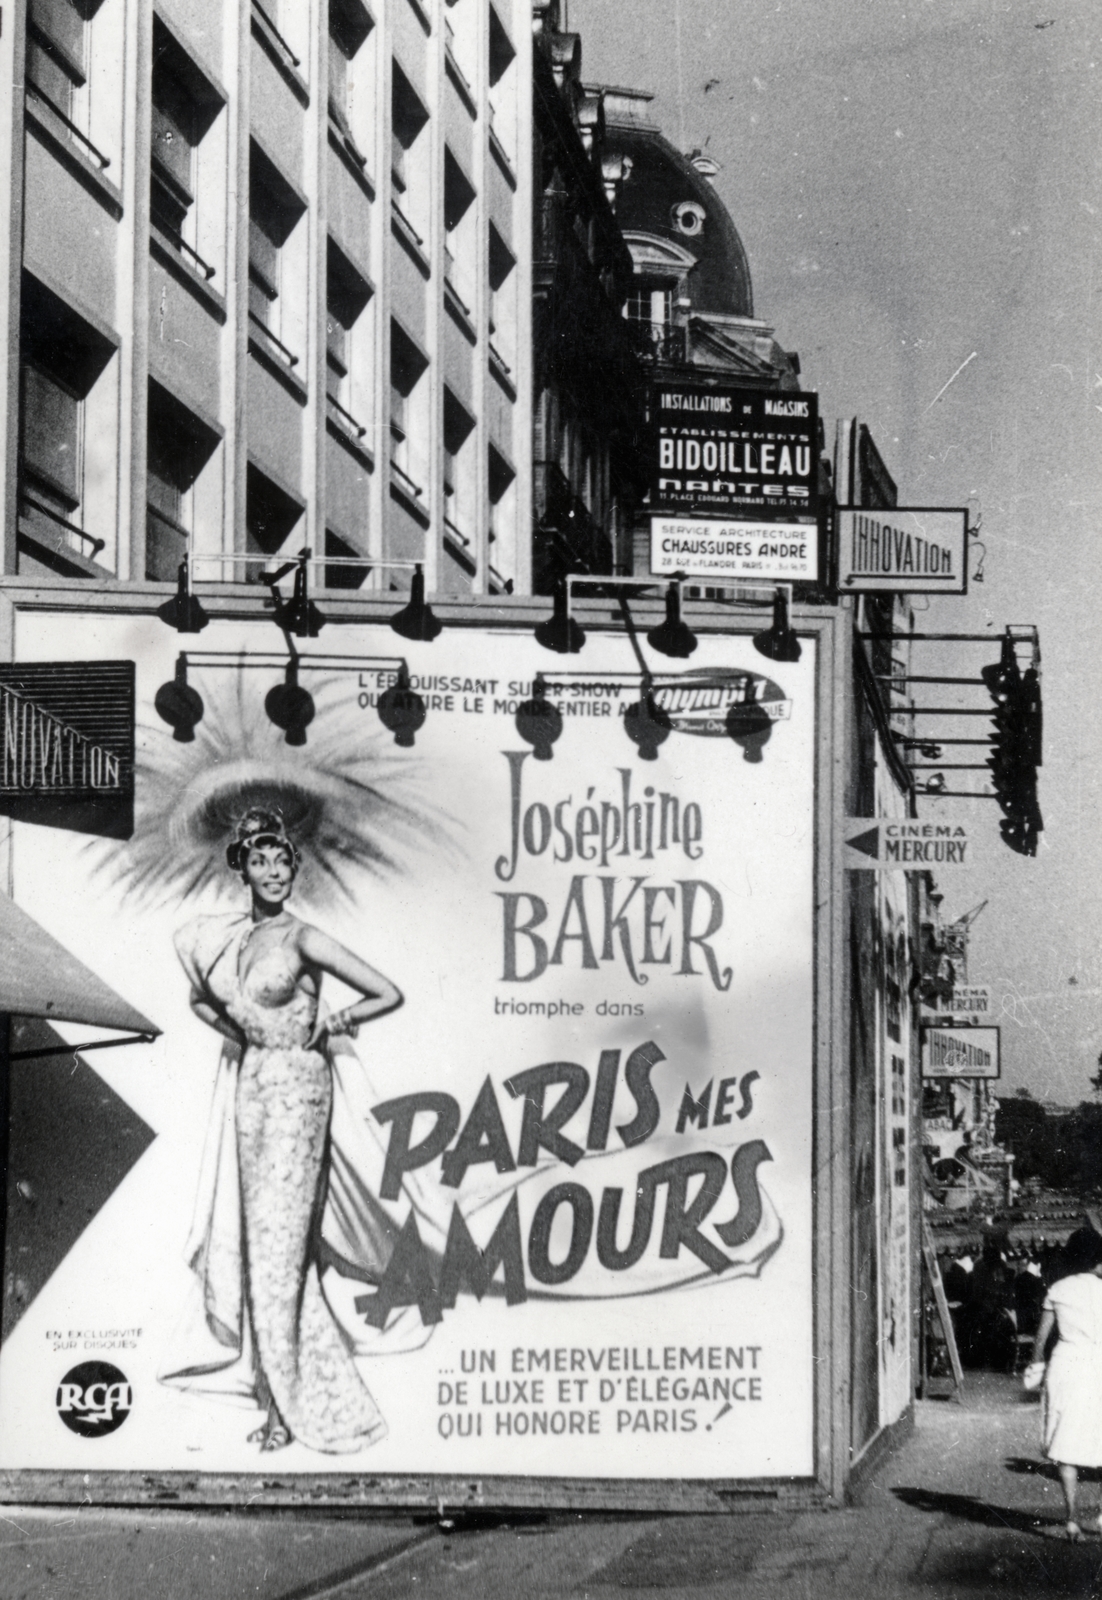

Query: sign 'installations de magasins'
left=649, top=385, right=819, bottom=584
left=0, top=615, right=815, bottom=1483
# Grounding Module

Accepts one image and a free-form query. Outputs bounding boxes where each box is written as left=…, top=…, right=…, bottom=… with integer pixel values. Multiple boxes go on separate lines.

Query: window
left=18, top=272, right=116, bottom=521
left=390, top=319, right=429, bottom=494
left=26, top=0, right=89, bottom=123
left=487, top=4, right=516, bottom=159
left=488, top=6, right=515, bottom=86
left=391, top=60, right=429, bottom=238
left=625, top=283, right=672, bottom=326
left=249, top=142, right=307, bottom=358
left=245, top=462, right=304, bottom=558
left=326, top=238, right=373, bottom=410
left=488, top=220, right=516, bottom=364
left=329, top=0, right=373, bottom=163
left=324, top=529, right=370, bottom=590
left=443, top=387, right=475, bottom=551
left=488, top=440, right=516, bottom=584
left=443, top=148, right=477, bottom=310
left=145, top=380, right=220, bottom=580
left=150, top=19, right=225, bottom=277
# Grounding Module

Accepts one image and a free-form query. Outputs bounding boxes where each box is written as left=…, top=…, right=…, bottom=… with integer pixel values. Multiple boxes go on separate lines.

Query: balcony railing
left=534, top=461, right=611, bottom=577
left=248, top=311, right=300, bottom=369
left=627, top=319, right=686, bottom=365
left=26, top=80, right=111, bottom=169
left=19, top=491, right=106, bottom=559
left=252, top=0, right=300, bottom=66
left=326, top=392, right=367, bottom=439
left=151, top=219, right=216, bottom=281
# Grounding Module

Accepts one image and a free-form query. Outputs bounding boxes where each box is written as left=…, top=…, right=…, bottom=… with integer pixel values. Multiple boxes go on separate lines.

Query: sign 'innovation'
left=836, top=508, right=969, bottom=594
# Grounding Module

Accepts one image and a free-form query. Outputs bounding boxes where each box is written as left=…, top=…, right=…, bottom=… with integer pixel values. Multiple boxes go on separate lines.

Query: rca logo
left=55, top=1362, right=132, bottom=1437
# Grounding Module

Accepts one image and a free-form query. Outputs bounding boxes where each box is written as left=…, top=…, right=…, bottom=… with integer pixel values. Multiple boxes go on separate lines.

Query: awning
left=0, top=892, right=158, bottom=1035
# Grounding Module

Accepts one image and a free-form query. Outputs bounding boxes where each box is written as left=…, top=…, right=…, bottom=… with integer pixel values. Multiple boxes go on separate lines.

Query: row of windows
left=17, top=266, right=516, bottom=585
left=20, top=0, right=522, bottom=587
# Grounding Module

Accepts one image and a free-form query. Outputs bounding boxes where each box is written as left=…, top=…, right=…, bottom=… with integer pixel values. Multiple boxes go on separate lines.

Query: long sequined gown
left=173, top=913, right=387, bottom=1453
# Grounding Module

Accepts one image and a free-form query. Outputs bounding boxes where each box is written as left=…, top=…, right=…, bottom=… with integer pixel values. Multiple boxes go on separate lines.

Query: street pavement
left=2, top=1374, right=1101, bottom=1599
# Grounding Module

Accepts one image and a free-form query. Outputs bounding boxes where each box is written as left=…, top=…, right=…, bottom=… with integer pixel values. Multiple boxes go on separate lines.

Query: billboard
left=648, top=385, right=819, bottom=584
left=921, top=1026, right=1001, bottom=1080
left=0, top=662, right=134, bottom=837
left=0, top=613, right=816, bottom=1486
left=835, top=508, right=968, bottom=594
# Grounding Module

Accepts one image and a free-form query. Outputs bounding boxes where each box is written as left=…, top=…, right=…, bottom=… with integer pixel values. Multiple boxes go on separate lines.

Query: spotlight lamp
left=154, top=654, right=204, bottom=742
left=725, top=698, right=774, bottom=763
left=752, top=589, right=802, bottom=663
left=377, top=663, right=427, bottom=748
left=157, top=558, right=209, bottom=634
left=534, top=582, right=585, bottom=655
left=390, top=564, right=442, bottom=642
left=265, top=550, right=326, bottom=638
left=623, top=691, right=672, bottom=762
left=647, top=581, right=697, bottom=659
left=264, top=658, right=316, bottom=747
left=515, top=674, right=563, bottom=761
left=980, top=632, right=1018, bottom=702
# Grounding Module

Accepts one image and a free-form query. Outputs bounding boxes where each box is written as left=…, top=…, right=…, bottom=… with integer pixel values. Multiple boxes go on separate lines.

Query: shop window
left=329, top=0, right=373, bottom=164
left=18, top=272, right=116, bottom=520
left=326, top=238, right=373, bottom=407
left=245, top=461, right=304, bottom=557
left=145, top=379, right=220, bottom=581
left=150, top=18, right=224, bottom=265
left=390, top=319, right=429, bottom=494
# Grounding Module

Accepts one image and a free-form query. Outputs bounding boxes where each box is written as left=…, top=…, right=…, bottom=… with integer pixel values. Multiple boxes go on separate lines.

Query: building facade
left=1, top=0, right=533, bottom=599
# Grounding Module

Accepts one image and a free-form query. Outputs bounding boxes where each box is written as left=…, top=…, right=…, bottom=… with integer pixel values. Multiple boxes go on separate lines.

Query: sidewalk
left=2, top=1374, right=1098, bottom=1600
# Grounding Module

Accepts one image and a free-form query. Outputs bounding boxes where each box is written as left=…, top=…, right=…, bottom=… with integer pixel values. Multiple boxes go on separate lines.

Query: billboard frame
left=0, top=579, right=852, bottom=1511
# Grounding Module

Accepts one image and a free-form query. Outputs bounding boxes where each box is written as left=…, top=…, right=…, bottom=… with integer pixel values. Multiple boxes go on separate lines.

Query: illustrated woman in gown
left=170, top=809, right=403, bottom=1453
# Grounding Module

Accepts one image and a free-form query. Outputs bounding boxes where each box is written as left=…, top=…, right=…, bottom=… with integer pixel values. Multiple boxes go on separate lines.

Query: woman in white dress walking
left=1027, top=1227, right=1102, bottom=1539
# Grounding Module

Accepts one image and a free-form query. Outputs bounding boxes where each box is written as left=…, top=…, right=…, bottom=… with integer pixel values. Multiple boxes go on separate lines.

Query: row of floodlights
left=156, top=653, right=780, bottom=765
left=158, top=555, right=803, bottom=666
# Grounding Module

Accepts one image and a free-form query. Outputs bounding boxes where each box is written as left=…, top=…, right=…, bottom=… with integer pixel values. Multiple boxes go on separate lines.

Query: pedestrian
left=1024, top=1227, right=1102, bottom=1539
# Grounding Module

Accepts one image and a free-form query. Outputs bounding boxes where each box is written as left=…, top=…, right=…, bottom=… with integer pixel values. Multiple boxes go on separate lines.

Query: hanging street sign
left=946, top=985, right=992, bottom=1018
left=648, top=385, right=819, bottom=583
left=835, top=508, right=969, bottom=593
left=843, top=819, right=972, bottom=869
left=921, top=1025, right=1001, bottom=1080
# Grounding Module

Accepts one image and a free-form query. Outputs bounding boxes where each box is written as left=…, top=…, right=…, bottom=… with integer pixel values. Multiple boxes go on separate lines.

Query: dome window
left=671, top=200, right=706, bottom=237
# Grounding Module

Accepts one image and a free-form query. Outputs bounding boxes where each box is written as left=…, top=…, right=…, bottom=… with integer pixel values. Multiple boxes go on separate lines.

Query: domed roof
left=597, top=89, right=753, bottom=319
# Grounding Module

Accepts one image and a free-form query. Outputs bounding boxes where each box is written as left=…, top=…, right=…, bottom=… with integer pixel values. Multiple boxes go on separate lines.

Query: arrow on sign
left=846, top=825, right=880, bottom=859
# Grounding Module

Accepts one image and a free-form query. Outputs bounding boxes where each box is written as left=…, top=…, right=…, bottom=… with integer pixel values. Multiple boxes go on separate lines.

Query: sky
left=571, top=0, right=1102, bottom=1102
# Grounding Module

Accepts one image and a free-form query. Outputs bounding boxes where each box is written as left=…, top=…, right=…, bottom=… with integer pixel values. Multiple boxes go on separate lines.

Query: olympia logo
left=55, top=1362, right=133, bottom=1437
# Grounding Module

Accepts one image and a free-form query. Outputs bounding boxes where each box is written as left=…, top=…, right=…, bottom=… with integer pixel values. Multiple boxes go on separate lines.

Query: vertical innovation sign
left=649, top=385, right=819, bottom=584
